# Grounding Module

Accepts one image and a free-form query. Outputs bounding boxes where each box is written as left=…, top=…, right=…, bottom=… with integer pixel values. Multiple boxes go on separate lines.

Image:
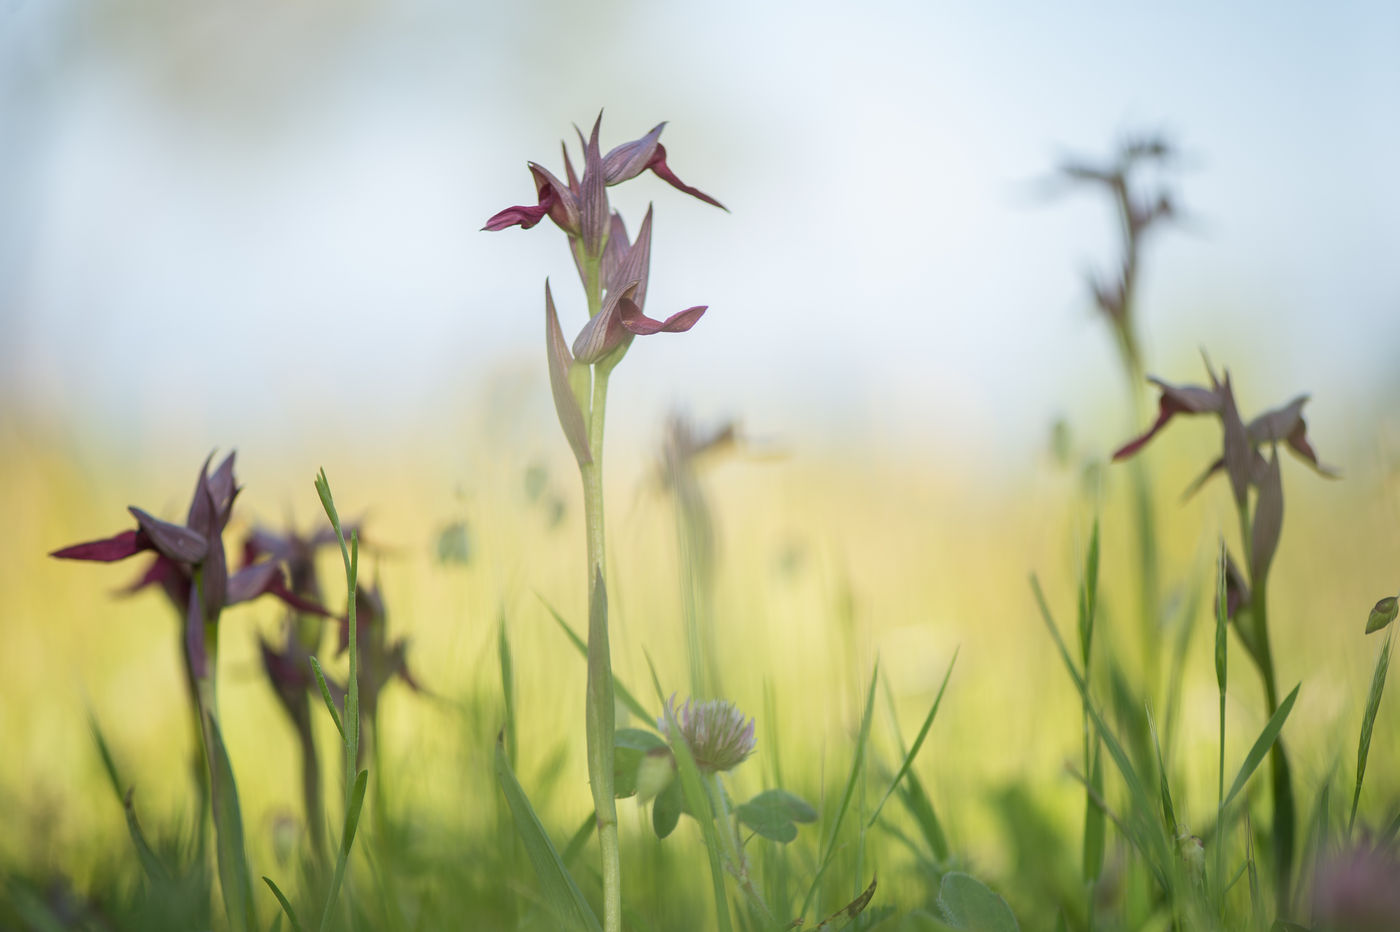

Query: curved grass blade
left=1223, top=683, right=1300, bottom=811
left=867, top=650, right=957, bottom=829
left=204, top=712, right=255, bottom=932
left=801, top=660, right=880, bottom=919
left=538, top=593, right=651, bottom=721
left=1031, top=575, right=1171, bottom=888
left=493, top=735, right=602, bottom=932
left=308, top=657, right=345, bottom=742
left=89, top=714, right=169, bottom=884
left=1350, top=628, right=1393, bottom=833
left=262, top=877, right=307, bottom=932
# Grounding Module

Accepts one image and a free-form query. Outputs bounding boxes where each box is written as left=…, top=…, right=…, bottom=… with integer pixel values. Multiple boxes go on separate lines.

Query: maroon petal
left=483, top=200, right=552, bottom=231
left=579, top=113, right=609, bottom=257
left=608, top=205, right=653, bottom=308
left=1112, top=378, right=1220, bottom=461
left=598, top=211, right=631, bottom=294
left=51, top=528, right=150, bottom=562
left=545, top=281, right=592, bottom=465
left=1220, top=376, right=1252, bottom=510
left=561, top=139, right=580, bottom=193
left=128, top=507, right=208, bottom=564
left=1250, top=446, right=1284, bottom=584
left=226, top=562, right=281, bottom=606
left=185, top=453, right=216, bottom=536
left=646, top=144, right=727, bottom=211
left=603, top=122, right=666, bottom=185
left=573, top=282, right=639, bottom=364
left=267, top=573, right=334, bottom=617
left=619, top=299, right=707, bottom=336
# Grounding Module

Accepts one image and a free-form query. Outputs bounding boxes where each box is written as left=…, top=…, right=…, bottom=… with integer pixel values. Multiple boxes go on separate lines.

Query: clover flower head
left=659, top=694, right=755, bottom=774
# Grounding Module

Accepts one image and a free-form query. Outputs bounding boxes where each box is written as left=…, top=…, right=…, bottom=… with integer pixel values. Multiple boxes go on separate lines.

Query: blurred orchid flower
left=51, top=453, right=328, bottom=676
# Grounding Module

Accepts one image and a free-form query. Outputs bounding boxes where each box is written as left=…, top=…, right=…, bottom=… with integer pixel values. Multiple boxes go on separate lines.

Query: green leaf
left=1367, top=596, right=1398, bottom=634
left=736, top=789, right=818, bottom=844
left=936, top=872, right=1020, bottom=932
left=867, top=649, right=957, bottom=829
left=652, top=778, right=683, bottom=839
left=499, top=608, right=516, bottom=766
left=204, top=712, right=255, bottom=932
left=1351, top=629, right=1393, bottom=833
left=613, top=728, right=668, bottom=799
left=262, top=877, right=307, bottom=932
left=493, top=734, right=602, bottom=932
left=585, top=568, right=616, bottom=818
left=1148, top=707, right=1177, bottom=836
left=308, top=657, right=345, bottom=742
left=1224, top=683, right=1300, bottom=811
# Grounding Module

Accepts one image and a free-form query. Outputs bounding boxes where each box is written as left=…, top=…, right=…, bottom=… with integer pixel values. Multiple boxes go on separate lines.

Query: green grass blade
left=1223, top=683, right=1300, bottom=811
left=498, top=607, right=516, bottom=766
left=262, top=877, right=307, bottom=932
left=1082, top=738, right=1105, bottom=883
left=538, top=593, right=651, bottom=722
left=801, top=660, right=880, bottom=919
left=204, top=712, right=255, bottom=932
left=308, top=657, right=345, bottom=742
left=318, top=768, right=369, bottom=932
left=1148, top=707, right=1177, bottom=836
left=647, top=653, right=734, bottom=932
left=1031, top=575, right=1171, bottom=886
left=1077, top=518, right=1100, bottom=668
left=1350, top=628, right=1393, bottom=833
left=867, top=649, right=957, bottom=829
left=493, top=735, right=602, bottom=932
left=89, top=714, right=169, bottom=884
left=562, top=810, right=596, bottom=867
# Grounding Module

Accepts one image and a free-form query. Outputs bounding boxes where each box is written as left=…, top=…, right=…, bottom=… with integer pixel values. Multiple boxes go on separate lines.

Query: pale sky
left=2, top=0, right=1397, bottom=468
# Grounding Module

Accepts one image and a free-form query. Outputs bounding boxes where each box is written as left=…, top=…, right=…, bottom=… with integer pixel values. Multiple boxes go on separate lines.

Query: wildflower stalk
left=707, top=773, right=775, bottom=924
left=576, top=246, right=622, bottom=932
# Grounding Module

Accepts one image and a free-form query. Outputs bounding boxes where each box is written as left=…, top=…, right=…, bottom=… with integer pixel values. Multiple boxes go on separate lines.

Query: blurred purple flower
left=1312, top=845, right=1400, bottom=931
left=50, top=453, right=327, bottom=676
left=659, top=694, right=755, bottom=774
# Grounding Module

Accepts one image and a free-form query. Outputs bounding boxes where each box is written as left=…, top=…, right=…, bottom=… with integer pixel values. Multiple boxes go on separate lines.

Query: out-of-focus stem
left=1235, top=499, right=1294, bottom=914
left=707, top=773, right=774, bottom=925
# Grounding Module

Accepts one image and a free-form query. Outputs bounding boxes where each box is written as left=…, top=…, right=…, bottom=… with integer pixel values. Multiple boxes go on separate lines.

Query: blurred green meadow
left=3, top=383, right=1398, bottom=928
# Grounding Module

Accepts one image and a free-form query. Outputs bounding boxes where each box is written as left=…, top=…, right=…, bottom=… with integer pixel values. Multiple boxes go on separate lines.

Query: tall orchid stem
left=1235, top=499, right=1294, bottom=914
left=578, top=250, right=622, bottom=932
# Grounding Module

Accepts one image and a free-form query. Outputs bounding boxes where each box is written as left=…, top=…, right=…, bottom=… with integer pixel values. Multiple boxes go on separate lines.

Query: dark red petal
left=267, top=574, right=334, bottom=617
left=51, top=528, right=150, bottom=562
left=619, top=300, right=707, bottom=336
left=483, top=202, right=551, bottom=231
left=1220, top=376, right=1252, bottom=510
left=1250, top=447, right=1284, bottom=584
left=185, top=453, right=216, bottom=535
left=580, top=113, right=609, bottom=256
left=609, top=205, right=653, bottom=309
left=602, top=122, right=665, bottom=185
left=1112, top=378, right=1219, bottom=461
left=573, top=282, right=638, bottom=363
left=646, top=144, right=727, bottom=211
left=128, top=507, right=208, bottom=564
left=226, top=562, right=281, bottom=606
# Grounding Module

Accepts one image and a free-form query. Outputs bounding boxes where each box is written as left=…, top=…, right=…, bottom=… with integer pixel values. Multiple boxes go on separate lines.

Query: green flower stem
left=1235, top=499, right=1294, bottom=913
left=578, top=249, right=622, bottom=932
left=706, top=774, right=774, bottom=925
